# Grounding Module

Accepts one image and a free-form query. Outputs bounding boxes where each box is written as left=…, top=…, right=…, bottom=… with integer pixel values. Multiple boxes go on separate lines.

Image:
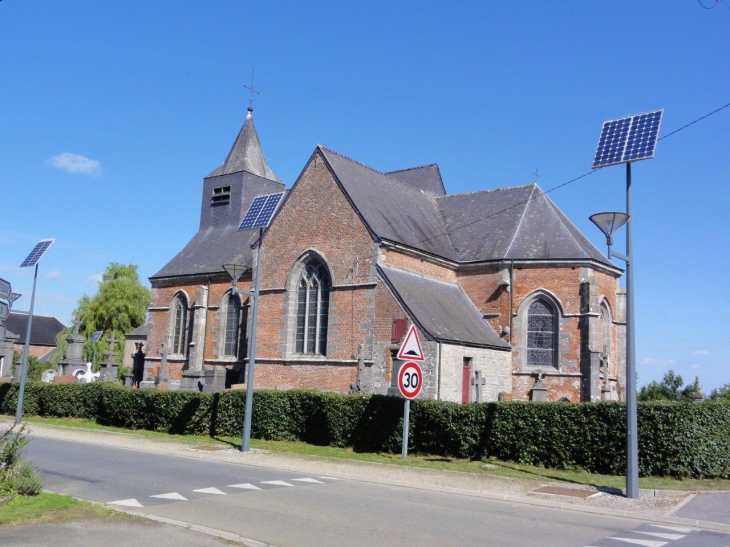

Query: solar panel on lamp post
left=591, top=110, right=662, bottom=500
left=15, top=239, right=55, bottom=425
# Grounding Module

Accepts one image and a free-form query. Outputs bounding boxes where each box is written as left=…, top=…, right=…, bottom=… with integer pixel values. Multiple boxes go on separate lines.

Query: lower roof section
left=377, top=263, right=510, bottom=350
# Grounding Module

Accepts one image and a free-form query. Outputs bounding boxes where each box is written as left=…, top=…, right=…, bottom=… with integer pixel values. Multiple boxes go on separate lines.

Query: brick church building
left=143, top=106, right=626, bottom=403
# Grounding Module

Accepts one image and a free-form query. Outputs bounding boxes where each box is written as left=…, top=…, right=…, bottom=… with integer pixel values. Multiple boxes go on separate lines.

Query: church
left=142, top=105, right=626, bottom=403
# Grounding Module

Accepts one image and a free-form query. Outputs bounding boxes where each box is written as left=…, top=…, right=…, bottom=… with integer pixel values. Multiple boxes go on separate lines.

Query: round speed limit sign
left=398, top=361, right=423, bottom=399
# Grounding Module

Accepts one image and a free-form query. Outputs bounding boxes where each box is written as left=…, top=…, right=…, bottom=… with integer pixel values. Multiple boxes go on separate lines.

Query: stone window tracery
left=526, top=298, right=557, bottom=368
left=170, top=293, right=188, bottom=356
left=295, top=261, right=330, bottom=355
left=222, top=292, right=241, bottom=358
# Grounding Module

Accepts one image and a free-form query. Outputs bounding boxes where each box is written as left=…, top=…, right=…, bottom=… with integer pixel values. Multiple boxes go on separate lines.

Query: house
left=0, top=311, right=67, bottom=378
left=143, top=106, right=625, bottom=403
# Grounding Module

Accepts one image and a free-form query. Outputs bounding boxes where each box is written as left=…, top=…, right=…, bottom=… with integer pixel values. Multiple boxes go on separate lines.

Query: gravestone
left=471, top=369, right=486, bottom=403
left=156, top=344, right=170, bottom=388
left=100, top=332, right=119, bottom=381
left=58, top=317, right=86, bottom=376
left=41, top=369, right=56, bottom=383
left=531, top=372, right=548, bottom=402
left=131, top=342, right=145, bottom=388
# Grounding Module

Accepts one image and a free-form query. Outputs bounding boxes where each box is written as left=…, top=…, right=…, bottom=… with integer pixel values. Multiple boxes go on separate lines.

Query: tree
left=638, top=369, right=694, bottom=401
left=709, top=383, right=730, bottom=402
left=52, top=262, right=150, bottom=369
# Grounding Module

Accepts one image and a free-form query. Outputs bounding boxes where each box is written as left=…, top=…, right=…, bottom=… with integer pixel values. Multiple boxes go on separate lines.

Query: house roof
left=436, top=184, right=613, bottom=265
left=207, top=109, right=281, bottom=182
left=126, top=322, right=150, bottom=338
left=377, top=264, right=510, bottom=350
left=320, top=147, right=613, bottom=268
left=151, top=225, right=259, bottom=279
left=5, top=312, right=66, bottom=346
left=385, top=164, right=446, bottom=195
left=319, top=147, right=457, bottom=260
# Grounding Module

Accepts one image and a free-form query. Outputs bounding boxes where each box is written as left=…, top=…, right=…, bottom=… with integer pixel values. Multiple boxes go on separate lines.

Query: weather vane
left=244, top=68, right=260, bottom=111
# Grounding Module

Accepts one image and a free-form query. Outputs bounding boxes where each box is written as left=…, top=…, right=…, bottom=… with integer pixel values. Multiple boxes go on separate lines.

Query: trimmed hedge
left=1, top=382, right=728, bottom=479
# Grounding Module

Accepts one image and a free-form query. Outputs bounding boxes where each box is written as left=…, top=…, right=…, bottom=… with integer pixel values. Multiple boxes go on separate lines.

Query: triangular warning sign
left=397, top=324, right=424, bottom=361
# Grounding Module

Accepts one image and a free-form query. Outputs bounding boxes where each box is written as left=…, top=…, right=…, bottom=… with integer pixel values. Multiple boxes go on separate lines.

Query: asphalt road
left=22, top=437, right=729, bottom=547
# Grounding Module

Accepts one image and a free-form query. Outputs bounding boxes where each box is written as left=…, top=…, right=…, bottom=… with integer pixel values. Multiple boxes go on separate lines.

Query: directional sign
left=396, top=324, right=424, bottom=361
left=0, top=300, right=8, bottom=321
left=0, top=278, right=11, bottom=300
left=398, top=361, right=423, bottom=400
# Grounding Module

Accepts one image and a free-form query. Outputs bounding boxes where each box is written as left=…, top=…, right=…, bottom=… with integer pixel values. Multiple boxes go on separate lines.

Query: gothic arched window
left=223, top=293, right=241, bottom=358
left=295, top=261, right=330, bottom=355
left=170, top=293, right=188, bottom=356
left=526, top=298, right=557, bottom=368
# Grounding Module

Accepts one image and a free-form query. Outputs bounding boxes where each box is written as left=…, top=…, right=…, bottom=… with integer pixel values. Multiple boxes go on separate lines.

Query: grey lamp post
left=223, top=259, right=258, bottom=453
left=591, top=199, right=637, bottom=499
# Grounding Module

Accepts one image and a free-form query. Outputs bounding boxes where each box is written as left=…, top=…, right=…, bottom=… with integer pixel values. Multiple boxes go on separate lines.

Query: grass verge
left=11, top=416, right=730, bottom=493
left=0, top=492, right=136, bottom=527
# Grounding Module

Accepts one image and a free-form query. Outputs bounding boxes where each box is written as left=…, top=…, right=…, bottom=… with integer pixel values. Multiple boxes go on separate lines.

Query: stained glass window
left=526, top=299, right=556, bottom=367
left=223, top=295, right=241, bottom=357
left=295, top=262, right=330, bottom=354
left=171, top=296, right=187, bottom=356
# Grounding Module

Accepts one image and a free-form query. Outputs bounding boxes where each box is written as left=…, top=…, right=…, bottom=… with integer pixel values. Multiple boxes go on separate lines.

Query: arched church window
left=526, top=298, right=557, bottom=368
left=295, top=261, right=330, bottom=355
left=170, top=294, right=188, bottom=356
left=223, top=293, right=241, bottom=358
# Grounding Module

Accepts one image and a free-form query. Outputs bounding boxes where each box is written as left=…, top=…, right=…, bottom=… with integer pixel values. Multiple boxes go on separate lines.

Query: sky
left=1, top=1, right=728, bottom=392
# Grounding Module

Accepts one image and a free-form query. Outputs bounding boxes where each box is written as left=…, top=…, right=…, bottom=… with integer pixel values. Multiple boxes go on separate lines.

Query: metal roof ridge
left=502, top=185, right=536, bottom=257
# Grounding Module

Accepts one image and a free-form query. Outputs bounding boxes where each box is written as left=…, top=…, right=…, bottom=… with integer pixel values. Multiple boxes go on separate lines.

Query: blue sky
left=1, top=1, right=728, bottom=391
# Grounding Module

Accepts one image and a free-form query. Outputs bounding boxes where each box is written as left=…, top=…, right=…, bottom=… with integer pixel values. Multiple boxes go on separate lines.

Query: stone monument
left=58, top=317, right=87, bottom=376
left=100, top=332, right=119, bottom=381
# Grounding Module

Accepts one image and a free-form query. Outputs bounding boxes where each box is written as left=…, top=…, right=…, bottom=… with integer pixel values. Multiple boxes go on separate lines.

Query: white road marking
left=319, top=476, right=344, bottom=480
left=151, top=492, right=188, bottom=501
left=635, top=531, right=685, bottom=540
left=292, top=478, right=324, bottom=484
left=193, top=487, right=227, bottom=495
left=228, top=483, right=262, bottom=490
left=108, top=498, right=143, bottom=508
left=647, top=525, right=697, bottom=533
left=261, top=480, right=294, bottom=487
left=607, top=538, right=667, bottom=547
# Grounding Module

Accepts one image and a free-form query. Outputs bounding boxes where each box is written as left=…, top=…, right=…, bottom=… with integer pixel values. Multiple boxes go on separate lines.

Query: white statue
left=75, top=362, right=100, bottom=383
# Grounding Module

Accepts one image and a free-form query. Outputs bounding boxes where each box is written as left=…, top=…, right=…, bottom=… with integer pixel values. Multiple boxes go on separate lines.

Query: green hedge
left=1, top=382, right=728, bottom=479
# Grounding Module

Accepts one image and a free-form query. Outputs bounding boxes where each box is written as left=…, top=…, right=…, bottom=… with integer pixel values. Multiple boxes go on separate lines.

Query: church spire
left=206, top=72, right=280, bottom=182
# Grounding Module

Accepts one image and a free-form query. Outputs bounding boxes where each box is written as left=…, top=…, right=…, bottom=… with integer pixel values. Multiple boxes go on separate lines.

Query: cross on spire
left=244, top=68, right=260, bottom=113
left=533, top=168, right=540, bottom=184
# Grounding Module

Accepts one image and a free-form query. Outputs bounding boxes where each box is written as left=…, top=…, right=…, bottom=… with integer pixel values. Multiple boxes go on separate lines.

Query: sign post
left=396, top=323, right=425, bottom=459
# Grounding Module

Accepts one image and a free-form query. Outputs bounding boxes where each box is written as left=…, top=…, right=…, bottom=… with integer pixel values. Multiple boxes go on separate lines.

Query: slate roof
left=319, top=147, right=613, bottom=268
left=126, top=322, right=150, bottom=338
left=378, top=264, right=510, bottom=349
left=385, top=164, right=446, bottom=195
left=319, top=148, right=457, bottom=260
left=151, top=225, right=259, bottom=279
left=207, top=109, right=281, bottom=182
left=6, top=312, right=66, bottom=346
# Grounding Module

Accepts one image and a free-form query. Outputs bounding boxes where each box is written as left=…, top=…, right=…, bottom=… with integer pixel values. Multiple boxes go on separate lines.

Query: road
left=21, top=437, right=730, bottom=547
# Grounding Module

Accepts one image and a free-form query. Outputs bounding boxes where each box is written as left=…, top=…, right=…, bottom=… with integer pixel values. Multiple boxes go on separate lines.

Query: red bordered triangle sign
left=397, top=324, right=424, bottom=361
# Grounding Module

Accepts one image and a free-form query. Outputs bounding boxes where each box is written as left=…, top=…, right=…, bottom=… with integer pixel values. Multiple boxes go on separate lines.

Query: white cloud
left=691, top=364, right=701, bottom=370
left=45, top=270, right=62, bottom=280
left=693, top=350, right=711, bottom=356
left=641, top=358, right=677, bottom=366
left=47, top=152, right=102, bottom=176
left=87, top=273, right=103, bottom=285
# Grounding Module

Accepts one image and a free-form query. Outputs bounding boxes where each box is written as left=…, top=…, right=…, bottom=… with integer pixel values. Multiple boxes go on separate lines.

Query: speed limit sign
left=397, top=361, right=423, bottom=399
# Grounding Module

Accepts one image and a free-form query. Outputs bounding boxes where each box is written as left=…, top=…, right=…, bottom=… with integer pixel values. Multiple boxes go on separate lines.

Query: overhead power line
left=414, top=101, right=730, bottom=247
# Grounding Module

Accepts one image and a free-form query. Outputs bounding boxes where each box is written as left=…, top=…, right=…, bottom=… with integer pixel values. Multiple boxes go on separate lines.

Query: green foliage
left=639, top=369, right=696, bottom=401
left=1, top=424, right=43, bottom=496
left=1, top=383, right=728, bottom=479
left=710, top=383, right=730, bottom=401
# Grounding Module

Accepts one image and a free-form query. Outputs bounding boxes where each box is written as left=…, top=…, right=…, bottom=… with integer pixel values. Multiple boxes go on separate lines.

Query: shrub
left=8, top=461, right=44, bottom=495
left=1, top=382, right=728, bottom=479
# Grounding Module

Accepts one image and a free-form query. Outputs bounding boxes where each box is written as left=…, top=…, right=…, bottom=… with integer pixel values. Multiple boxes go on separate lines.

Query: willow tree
left=53, top=263, right=150, bottom=369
